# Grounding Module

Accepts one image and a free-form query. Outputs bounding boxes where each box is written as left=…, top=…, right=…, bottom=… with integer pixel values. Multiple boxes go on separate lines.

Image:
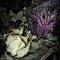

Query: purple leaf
left=27, top=10, right=56, bottom=38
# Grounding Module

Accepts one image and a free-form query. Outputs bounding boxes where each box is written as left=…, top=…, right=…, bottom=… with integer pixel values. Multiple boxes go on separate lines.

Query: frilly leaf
left=16, top=42, right=31, bottom=58
left=6, top=35, right=25, bottom=56
left=20, top=36, right=28, bottom=44
left=11, top=28, right=23, bottom=35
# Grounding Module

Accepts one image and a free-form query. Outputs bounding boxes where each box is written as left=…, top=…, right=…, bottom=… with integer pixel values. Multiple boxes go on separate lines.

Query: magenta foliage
left=27, top=10, right=55, bottom=38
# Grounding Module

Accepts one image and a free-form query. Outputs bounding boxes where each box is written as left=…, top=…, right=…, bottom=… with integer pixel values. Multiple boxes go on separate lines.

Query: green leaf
left=16, top=42, right=31, bottom=58
left=20, top=36, right=28, bottom=44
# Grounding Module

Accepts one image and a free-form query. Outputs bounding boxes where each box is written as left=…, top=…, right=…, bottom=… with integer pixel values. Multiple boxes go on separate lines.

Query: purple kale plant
left=27, top=10, right=56, bottom=39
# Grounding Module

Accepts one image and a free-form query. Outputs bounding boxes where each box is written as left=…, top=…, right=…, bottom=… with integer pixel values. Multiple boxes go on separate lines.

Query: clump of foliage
left=0, top=0, right=60, bottom=60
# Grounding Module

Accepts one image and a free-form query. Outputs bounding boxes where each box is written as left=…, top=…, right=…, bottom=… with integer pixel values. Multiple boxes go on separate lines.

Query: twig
left=40, top=48, right=54, bottom=60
